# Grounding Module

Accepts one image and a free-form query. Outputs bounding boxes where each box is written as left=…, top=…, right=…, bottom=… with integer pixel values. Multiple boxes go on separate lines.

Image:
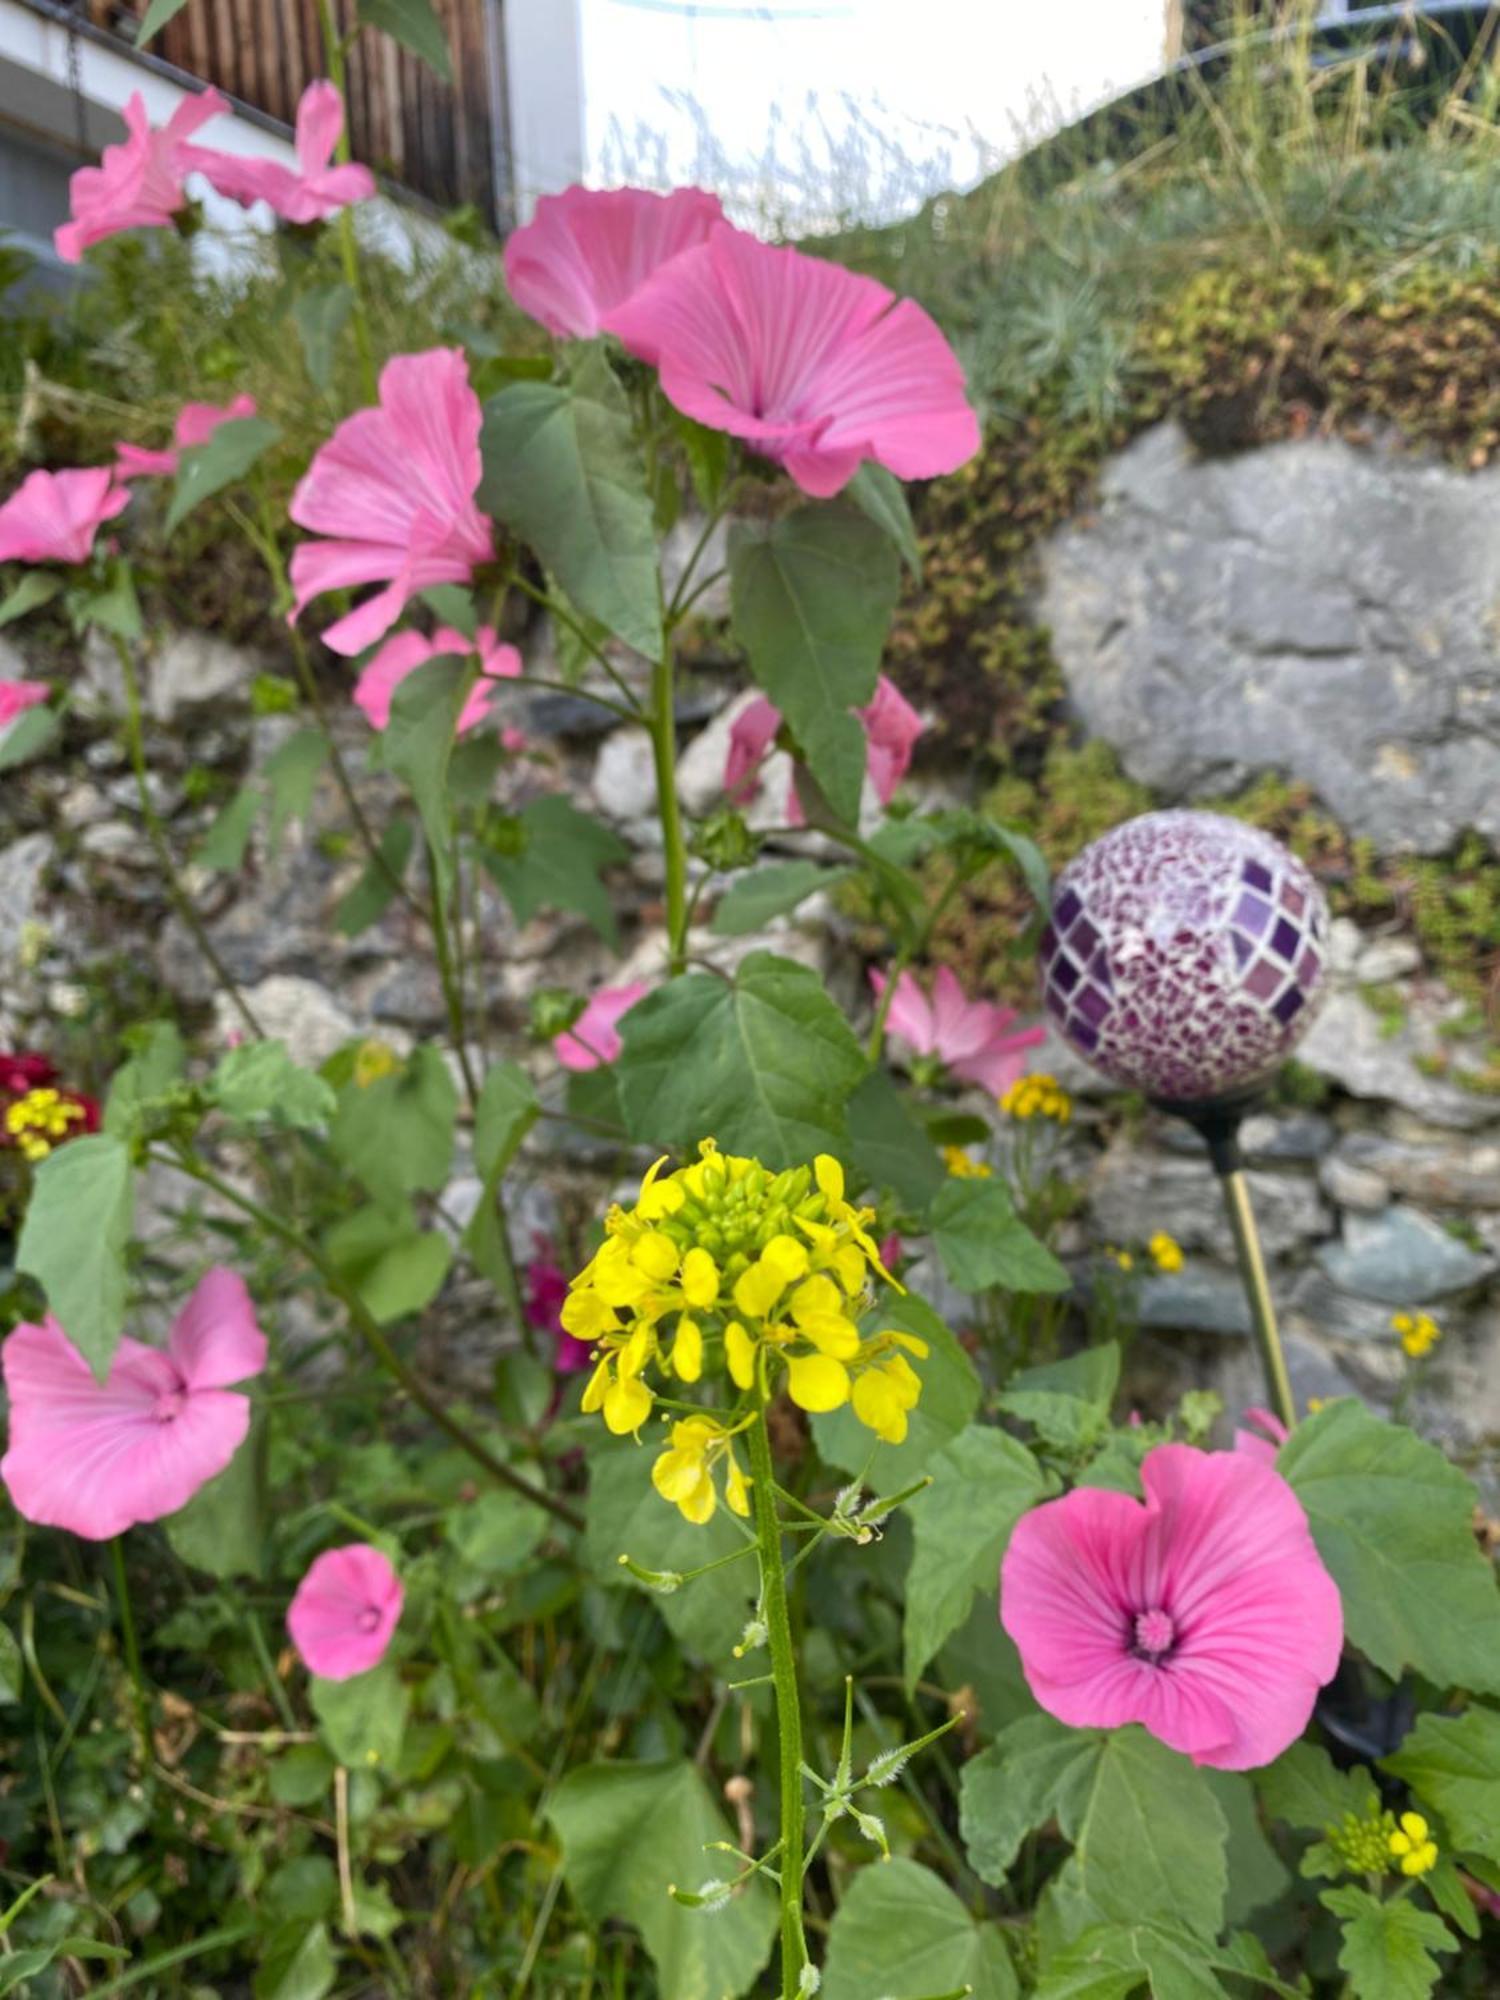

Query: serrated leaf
left=293, top=282, right=355, bottom=394
left=845, top=1065, right=946, bottom=1210
left=104, top=1020, right=186, bottom=1138
left=902, top=1421, right=1049, bottom=1686
left=821, top=1856, right=1017, bottom=2000
left=165, top=416, right=280, bottom=536
left=211, top=1039, right=337, bottom=1131
left=547, top=1760, right=775, bottom=1998
left=331, top=1046, right=458, bottom=1205
left=1279, top=1399, right=1500, bottom=1693
left=134, top=0, right=191, bottom=48
left=846, top=460, right=923, bottom=578
left=1255, top=1738, right=1380, bottom=1833
left=322, top=1202, right=452, bottom=1325
left=729, top=502, right=900, bottom=825
left=15, top=1133, right=134, bottom=1380
left=68, top=560, right=140, bottom=641
left=1383, top=1705, right=1500, bottom=1868
left=0, top=571, right=61, bottom=628
left=481, top=793, right=628, bottom=944
left=164, top=1416, right=265, bottom=1578
left=961, top=1713, right=1099, bottom=1887
left=615, top=951, right=868, bottom=1165
left=1035, top=1920, right=1234, bottom=2000
left=814, top=1291, right=981, bottom=1500
left=929, top=1177, right=1070, bottom=1295
left=709, top=859, right=850, bottom=937
left=310, top=1661, right=409, bottom=1770
left=998, top=1344, right=1121, bottom=1453
left=1202, top=1768, right=1292, bottom=1929
left=1320, top=1886, right=1457, bottom=2000
left=478, top=348, right=661, bottom=657
left=357, top=0, right=452, bottom=80
left=446, top=1488, right=548, bottom=1579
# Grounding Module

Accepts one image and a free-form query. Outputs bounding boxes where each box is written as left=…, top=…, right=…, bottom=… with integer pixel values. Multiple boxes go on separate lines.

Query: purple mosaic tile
left=1036, top=810, right=1331, bottom=1102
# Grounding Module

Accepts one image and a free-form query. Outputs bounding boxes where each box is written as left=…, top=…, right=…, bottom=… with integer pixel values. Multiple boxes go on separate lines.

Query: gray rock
left=1138, top=1265, right=1253, bottom=1338
left=213, top=976, right=360, bottom=1068
left=1355, top=935, right=1423, bottom=984
left=1331, top=1130, right=1500, bottom=1209
left=591, top=726, right=660, bottom=827
left=0, top=834, right=53, bottom=974
left=1315, top=1204, right=1497, bottom=1305
left=1287, top=1267, right=1413, bottom=1344
left=677, top=689, right=794, bottom=822
left=660, top=512, right=731, bottom=623
left=1089, top=1139, right=1330, bottom=1262
left=1298, top=989, right=1496, bottom=1131
left=1040, top=421, right=1500, bottom=856
left=1239, top=1111, right=1337, bottom=1164
left=1318, top=1153, right=1391, bottom=1214
left=148, top=632, right=257, bottom=721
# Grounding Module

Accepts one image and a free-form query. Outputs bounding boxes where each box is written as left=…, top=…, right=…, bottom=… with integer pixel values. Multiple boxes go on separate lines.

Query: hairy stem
left=747, top=1407, right=809, bottom=1998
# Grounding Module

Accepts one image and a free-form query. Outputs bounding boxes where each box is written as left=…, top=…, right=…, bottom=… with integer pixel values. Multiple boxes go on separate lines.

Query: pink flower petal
left=857, top=676, right=923, bottom=804
left=554, top=983, right=648, bottom=1072
left=287, top=1543, right=403, bottom=1680
left=0, top=467, right=130, bottom=566
left=0, top=682, right=50, bottom=728
left=1234, top=1407, right=1288, bottom=1466
left=189, top=82, right=372, bottom=224
left=505, top=184, right=725, bottom=339
left=55, top=88, right=228, bottom=262
left=723, top=695, right=782, bottom=804
left=869, top=967, right=937, bottom=1060
left=168, top=1267, right=268, bottom=1391
left=295, top=79, right=345, bottom=175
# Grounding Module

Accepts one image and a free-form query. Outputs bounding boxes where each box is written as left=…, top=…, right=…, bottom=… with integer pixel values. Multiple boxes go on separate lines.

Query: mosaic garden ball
left=1037, top=810, right=1330, bottom=1104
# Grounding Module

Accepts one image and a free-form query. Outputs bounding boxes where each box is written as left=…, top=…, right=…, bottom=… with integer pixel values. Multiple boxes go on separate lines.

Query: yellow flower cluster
left=941, top=1146, right=991, bottom=1179
left=1148, top=1230, right=1184, bottom=1273
left=1000, top=1073, right=1072, bottom=1122
left=1327, top=1808, right=1399, bottom=1876
left=4, top=1088, right=88, bottom=1165
left=565, top=1144, right=926, bottom=1522
left=1389, top=1811, right=1439, bottom=1877
left=1392, top=1311, right=1441, bottom=1359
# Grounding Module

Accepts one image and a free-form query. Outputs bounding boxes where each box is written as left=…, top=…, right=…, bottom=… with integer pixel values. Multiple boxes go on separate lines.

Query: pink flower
left=115, top=394, right=259, bottom=481
left=505, top=184, right=725, bottom=340
left=604, top=223, right=981, bottom=498
left=353, top=624, right=521, bottom=734
left=869, top=964, right=1045, bottom=1097
left=1234, top=1406, right=1289, bottom=1466
left=0, top=468, right=130, bottom=567
left=54, top=88, right=229, bottom=263
left=524, top=1245, right=589, bottom=1372
left=188, top=81, right=375, bottom=225
left=287, top=1543, right=403, bottom=1681
left=878, top=1232, right=904, bottom=1272
left=553, top=983, right=647, bottom=1072
left=0, top=1268, right=266, bottom=1541
left=725, top=676, right=924, bottom=826
left=0, top=682, right=50, bottom=728
left=288, top=347, right=496, bottom=657
left=1000, top=1442, right=1343, bottom=1771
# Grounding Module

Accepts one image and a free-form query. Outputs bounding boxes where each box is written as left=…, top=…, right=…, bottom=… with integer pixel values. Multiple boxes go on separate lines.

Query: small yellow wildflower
left=1105, top=1245, right=1134, bottom=1273
left=566, top=1142, right=923, bottom=1512
left=1148, top=1231, right=1184, bottom=1274
left=1306, top=1396, right=1327, bottom=1415
left=352, top=1039, right=400, bottom=1089
left=999, top=1073, right=1072, bottom=1123
left=4, top=1088, right=88, bottom=1165
left=941, top=1146, right=992, bottom=1179
left=1389, top=1811, right=1439, bottom=1877
left=1391, top=1311, right=1441, bottom=1359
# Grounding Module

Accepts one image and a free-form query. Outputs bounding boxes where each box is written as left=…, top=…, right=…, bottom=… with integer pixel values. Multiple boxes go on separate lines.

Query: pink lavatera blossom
left=504, top=184, right=725, bottom=339
left=724, top=676, right=924, bottom=826
left=188, top=81, right=375, bottom=224
left=1234, top=1406, right=1289, bottom=1466
left=869, top=964, right=1045, bottom=1098
left=0, top=467, right=130, bottom=567
left=115, top=393, right=259, bottom=481
left=353, top=623, right=522, bottom=737
left=289, top=347, right=496, bottom=657
left=605, top=222, right=981, bottom=497
left=1000, top=1442, right=1343, bottom=1771
left=0, top=682, right=50, bottom=728
left=553, top=983, right=648, bottom=1072
left=0, top=1268, right=267, bottom=1541
left=54, top=88, right=229, bottom=262
left=287, top=1543, right=403, bottom=1681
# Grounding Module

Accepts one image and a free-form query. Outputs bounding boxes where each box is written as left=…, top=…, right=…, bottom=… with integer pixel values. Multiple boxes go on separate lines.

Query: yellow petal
left=603, top=1374, right=653, bottom=1435
left=789, top=1274, right=841, bottom=1322
left=619, top=1322, right=653, bottom=1380
left=725, top=1453, right=751, bottom=1518
left=560, top=1289, right=615, bottom=1340
left=580, top=1356, right=611, bottom=1414
left=852, top=1368, right=908, bottom=1444
left=653, top=1445, right=708, bottom=1503
left=884, top=1353, right=923, bottom=1409
left=672, top=1317, right=703, bottom=1383
left=593, top=1244, right=654, bottom=1308
left=761, top=1234, right=811, bottom=1286
left=734, top=1259, right=786, bottom=1321
left=832, top=1244, right=868, bottom=1295
left=1399, top=1812, right=1429, bottom=1842
left=795, top=1311, right=861, bottom=1360
left=637, top=1156, right=685, bottom=1220
left=632, top=1231, right=681, bottom=1282
left=680, top=1247, right=719, bottom=1310
left=725, top=1319, right=757, bottom=1391
left=785, top=1352, right=850, bottom=1413
left=677, top=1466, right=717, bottom=1524
left=879, top=1330, right=930, bottom=1359
left=814, top=1154, right=845, bottom=1204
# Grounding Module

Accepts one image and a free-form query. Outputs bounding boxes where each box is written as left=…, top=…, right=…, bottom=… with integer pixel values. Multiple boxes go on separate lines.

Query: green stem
left=427, top=840, right=479, bottom=1104
left=112, top=632, right=262, bottom=1038
left=747, top=1407, right=809, bottom=1998
left=152, top=1148, right=583, bottom=1533
left=109, top=1537, right=150, bottom=1762
left=651, top=640, right=691, bottom=975
left=318, top=0, right=377, bottom=404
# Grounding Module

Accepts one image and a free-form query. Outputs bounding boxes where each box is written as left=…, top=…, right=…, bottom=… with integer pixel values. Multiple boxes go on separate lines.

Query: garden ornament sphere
left=1038, top=810, right=1330, bottom=1105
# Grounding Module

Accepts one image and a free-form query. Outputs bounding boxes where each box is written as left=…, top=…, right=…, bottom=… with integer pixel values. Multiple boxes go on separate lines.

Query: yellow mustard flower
left=941, top=1146, right=992, bottom=1179
left=4, top=1088, right=89, bottom=1165
left=1389, top=1811, right=1439, bottom=1877
left=1148, top=1230, right=1184, bottom=1274
left=1391, top=1311, right=1441, bottom=1359
left=999, top=1073, right=1073, bottom=1123
left=566, top=1142, right=923, bottom=1508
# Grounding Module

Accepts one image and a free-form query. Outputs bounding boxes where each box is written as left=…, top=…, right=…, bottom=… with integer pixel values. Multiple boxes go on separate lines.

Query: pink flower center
left=1133, top=1607, right=1176, bottom=1659
left=356, top=1605, right=382, bottom=1635
left=152, top=1387, right=187, bottom=1423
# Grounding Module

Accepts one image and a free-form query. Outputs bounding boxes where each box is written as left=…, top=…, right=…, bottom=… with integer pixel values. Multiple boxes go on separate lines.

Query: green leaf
left=677, top=413, right=732, bottom=511
left=164, top=1420, right=265, bottom=1578
left=1279, top=1399, right=1500, bottom=1693
left=357, top=0, right=452, bottom=80
left=165, top=416, right=280, bottom=536
left=263, top=726, right=327, bottom=854
left=710, top=859, right=851, bottom=937
left=998, top=1344, right=1121, bottom=1454
left=481, top=794, right=628, bottom=945
left=0, top=1941, right=127, bottom=1996
left=104, top=1019, right=186, bottom=1138
left=335, top=817, right=416, bottom=936
left=1201, top=1769, right=1292, bottom=1929
left=615, top=951, right=867, bottom=1164
left=930, top=1177, right=1070, bottom=1295
left=69, top=559, right=141, bottom=641
left=310, top=1661, right=409, bottom=1770
left=323, top=1205, right=453, bottom=1325
left=0, top=1624, right=22, bottom=1704
left=0, top=704, right=59, bottom=772
left=0, top=570, right=61, bottom=628
left=845, top=1066, right=946, bottom=1211
left=478, top=348, right=661, bottom=657
left=211, top=1039, right=337, bottom=1131
left=195, top=783, right=261, bottom=870
left=814, top=1291, right=981, bottom=1499
left=961, top=1713, right=1100, bottom=1888
left=1255, top=1738, right=1380, bottom=1833
left=846, top=460, right=923, bottom=578
left=821, top=1856, right=1017, bottom=2000
left=15, top=1133, right=134, bottom=1380
left=446, top=1488, right=548, bottom=1579
left=1320, top=1886, right=1457, bottom=2000
left=464, top=1060, right=539, bottom=1294
left=135, top=0, right=192, bottom=47
left=902, top=1421, right=1049, bottom=1686
left=1383, top=1705, right=1500, bottom=1868
left=548, top=1760, right=776, bottom=1999
left=331, top=1045, right=457, bottom=1205
left=382, top=655, right=468, bottom=902
left=729, top=502, right=901, bottom=825
left=293, top=282, right=355, bottom=394
left=253, top=1920, right=337, bottom=2000
left=1035, top=1920, right=1233, bottom=2000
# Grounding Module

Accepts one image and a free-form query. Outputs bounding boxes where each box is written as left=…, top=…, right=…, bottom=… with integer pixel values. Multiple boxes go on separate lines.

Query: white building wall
left=503, top=0, right=586, bottom=217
